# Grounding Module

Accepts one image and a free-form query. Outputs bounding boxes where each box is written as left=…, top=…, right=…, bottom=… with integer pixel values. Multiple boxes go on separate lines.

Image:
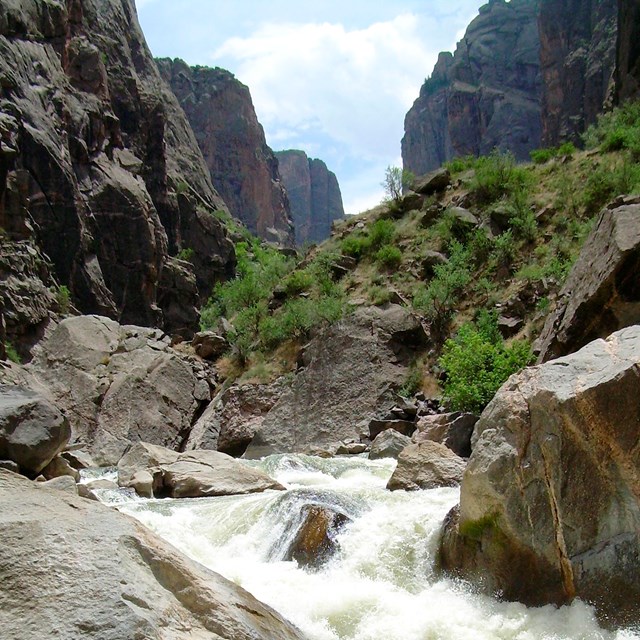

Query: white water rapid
left=96, top=455, right=640, bottom=640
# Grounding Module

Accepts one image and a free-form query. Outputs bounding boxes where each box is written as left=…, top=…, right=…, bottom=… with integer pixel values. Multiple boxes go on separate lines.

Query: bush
left=341, top=235, right=367, bottom=260
left=283, top=269, right=314, bottom=296
left=582, top=161, right=640, bottom=213
left=529, top=142, right=576, bottom=164
left=177, top=247, right=194, bottom=262
left=472, top=150, right=530, bottom=205
left=367, top=219, right=396, bottom=251
left=376, top=245, right=402, bottom=269
left=444, top=155, right=477, bottom=173
left=439, top=314, right=533, bottom=413
left=4, top=342, right=20, bottom=364
left=56, top=285, right=71, bottom=314
left=381, top=166, right=414, bottom=203
left=584, top=101, right=640, bottom=159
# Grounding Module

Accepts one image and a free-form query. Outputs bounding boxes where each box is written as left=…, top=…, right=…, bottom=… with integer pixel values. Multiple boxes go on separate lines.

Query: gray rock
left=439, top=325, right=640, bottom=625
left=192, top=331, right=229, bottom=360
left=447, top=207, right=479, bottom=227
left=118, top=442, right=285, bottom=498
left=536, top=202, right=640, bottom=361
left=368, top=419, right=416, bottom=440
left=61, top=450, right=96, bottom=470
left=0, top=385, right=70, bottom=474
left=369, top=430, right=412, bottom=460
left=41, top=455, right=80, bottom=482
left=0, top=469, right=305, bottom=640
left=411, top=168, right=451, bottom=195
left=40, top=475, right=78, bottom=495
left=386, top=441, right=466, bottom=491
left=412, top=412, right=478, bottom=458
left=244, top=305, right=427, bottom=458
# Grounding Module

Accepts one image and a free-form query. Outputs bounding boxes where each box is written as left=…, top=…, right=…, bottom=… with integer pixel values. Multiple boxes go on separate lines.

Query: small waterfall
left=114, top=454, right=640, bottom=640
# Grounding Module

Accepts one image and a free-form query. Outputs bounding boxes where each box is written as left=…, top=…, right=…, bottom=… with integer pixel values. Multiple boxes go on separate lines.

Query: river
left=90, top=455, right=640, bottom=640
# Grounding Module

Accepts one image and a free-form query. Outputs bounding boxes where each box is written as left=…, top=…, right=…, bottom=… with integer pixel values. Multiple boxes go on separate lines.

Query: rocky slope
left=0, top=0, right=234, bottom=342
left=158, top=59, right=294, bottom=246
left=538, top=0, right=618, bottom=146
left=276, top=150, right=345, bottom=245
left=402, top=0, right=542, bottom=175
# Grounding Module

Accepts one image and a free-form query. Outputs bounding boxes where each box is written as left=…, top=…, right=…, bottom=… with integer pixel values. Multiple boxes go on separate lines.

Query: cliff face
left=538, top=0, right=618, bottom=146
left=615, top=0, right=640, bottom=103
left=0, top=0, right=234, bottom=338
left=275, top=150, right=345, bottom=246
left=158, top=59, right=294, bottom=246
left=402, top=0, right=542, bottom=176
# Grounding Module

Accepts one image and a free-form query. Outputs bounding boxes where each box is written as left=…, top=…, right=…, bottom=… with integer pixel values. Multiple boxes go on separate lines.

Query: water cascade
left=94, top=455, right=639, bottom=640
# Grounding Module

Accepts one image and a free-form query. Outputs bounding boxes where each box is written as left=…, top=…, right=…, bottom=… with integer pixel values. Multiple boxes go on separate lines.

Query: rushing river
left=90, top=455, right=639, bottom=640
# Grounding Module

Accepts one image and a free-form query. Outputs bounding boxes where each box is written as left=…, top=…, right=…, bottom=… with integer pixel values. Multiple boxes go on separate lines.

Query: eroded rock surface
left=536, top=199, right=640, bottom=361
left=0, top=469, right=305, bottom=640
left=440, top=326, right=640, bottom=625
left=276, top=150, right=345, bottom=245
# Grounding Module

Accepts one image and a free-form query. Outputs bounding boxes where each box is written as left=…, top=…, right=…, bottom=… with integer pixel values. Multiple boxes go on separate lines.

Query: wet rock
left=77, top=478, right=119, bottom=501
left=412, top=412, right=478, bottom=458
left=439, top=326, right=640, bottom=626
left=285, top=505, right=351, bottom=569
left=0, top=385, right=70, bottom=475
left=118, top=442, right=284, bottom=498
left=536, top=201, right=640, bottom=361
left=386, top=441, right=466, bottom=491
left=0, top=469, right=305, bottom=639
left=368, top=429, right=412, bottom=460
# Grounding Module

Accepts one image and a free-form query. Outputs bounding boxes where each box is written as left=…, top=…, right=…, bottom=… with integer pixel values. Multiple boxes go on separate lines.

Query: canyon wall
left=402, top=0, right=542, bottom=176
left=275, top=150, right=345, bottom=246
left=615, top=0, right=640, bottom=103
left=0, top=0, right=235, bottom=339
left=158, top=59, right=294, bottom=246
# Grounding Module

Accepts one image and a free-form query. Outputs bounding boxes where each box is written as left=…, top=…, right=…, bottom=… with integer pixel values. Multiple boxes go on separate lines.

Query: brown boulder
left=411, top=168, right=451, bottom=195
left=439, top=325, right=640, bottom=625
left=536, top=200, right=640, bottom=361
left=386, top=441, right=466, bottom=491
left=412, top=412, right=478, bottom=458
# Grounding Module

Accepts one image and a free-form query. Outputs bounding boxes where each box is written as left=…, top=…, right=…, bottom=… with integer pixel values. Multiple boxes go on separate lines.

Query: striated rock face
left=538, top=0, right=618, bottom=146
left=536, top=198, right=640, bottom=362
left=158, top=59, right=294, bottom=245
left=439, top=326, right=640, bottom=625
left=615, top=0, right=640, bottom=103
left=276, top=150, right=345, bottom=245
left=0, top=469, right=306, bottom=640
left=244, top=305, right=427, bottom=459
left=0, top=0, right=234, bottom=336
left=402, top=0, right=542, bottom=175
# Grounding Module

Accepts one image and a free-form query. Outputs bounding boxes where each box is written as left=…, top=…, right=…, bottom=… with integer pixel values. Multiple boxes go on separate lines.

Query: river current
left=90, top=455, right=640, bottom=640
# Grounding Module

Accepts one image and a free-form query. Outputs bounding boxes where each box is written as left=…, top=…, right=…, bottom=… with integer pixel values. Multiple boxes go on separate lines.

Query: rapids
left=94, top=455, right=640, bottom=640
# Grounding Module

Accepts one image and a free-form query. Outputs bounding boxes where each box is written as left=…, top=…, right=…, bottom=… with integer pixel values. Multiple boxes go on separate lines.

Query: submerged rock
left=117, top=442, right=284, bottom=498
left=0, top=469, right=305, bottom=640
left=387, top=441, right=466, bottom=491
left=439, top=325, right=640, bottom=626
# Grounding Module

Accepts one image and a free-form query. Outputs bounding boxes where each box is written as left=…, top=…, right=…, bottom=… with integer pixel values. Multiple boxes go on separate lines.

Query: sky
left=135, top=0, right=486, bottom=215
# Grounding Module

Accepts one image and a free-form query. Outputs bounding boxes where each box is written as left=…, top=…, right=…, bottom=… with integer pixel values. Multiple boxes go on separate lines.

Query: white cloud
left=212, top=14, right=437, bottom=162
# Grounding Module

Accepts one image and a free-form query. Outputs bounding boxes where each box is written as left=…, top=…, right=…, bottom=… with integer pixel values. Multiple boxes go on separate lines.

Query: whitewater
left=90, top=455, right=640, bottom=640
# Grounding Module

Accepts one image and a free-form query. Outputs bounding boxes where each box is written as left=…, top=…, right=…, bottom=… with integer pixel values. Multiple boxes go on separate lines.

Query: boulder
left=61, top=450, right=96, bottom=470
left=0, top=469, right=305, bottom=640
left=244, top=306, right=427, bottom=458
left=411, top=168, right=451, bottom=195
left=421, top=250, right=448, bottom=279
left=446, top=207, right=479, bottom=228
left=192, top=331, right=229, bottom=360
left=0, top=385, right=70, bottom=474
left=40, top=475, right=78, bottom=495
left=387, top=441, right=466, bottom=491
left=118, top=442, right=285, bottom=498
left=14, top=316, right=210, bottom=465
left=536, top=201, right=640, bottom=361
left=335, top=441, right=368, bottom=455
left=439, top=325, right=640, bottom=625
left=369, top=429, right=412, bottom=460
left=285, top=505, right=351, bottom=569
left=412, top=412, right=478, bottom=458
left=368, top=418, right=416, bottom=440
left=41, top=455, right=80, bottom=482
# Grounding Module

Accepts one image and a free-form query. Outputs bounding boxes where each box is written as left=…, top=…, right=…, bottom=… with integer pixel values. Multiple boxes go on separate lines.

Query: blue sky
left=135, top=0, right=486, bottom=214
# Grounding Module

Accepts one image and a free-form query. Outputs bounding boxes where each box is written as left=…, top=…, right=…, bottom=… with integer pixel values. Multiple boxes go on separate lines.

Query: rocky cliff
left=0, top=0, right=234, bottom=341
left=158, top=59, right=294, bottom=246
left=402, top=0, right=542, bottom=175
left=615, top=0, right=640, bottom=103
left=538, top=0, right=618, bottom=146
left=275, top=150, right=345, bottom=245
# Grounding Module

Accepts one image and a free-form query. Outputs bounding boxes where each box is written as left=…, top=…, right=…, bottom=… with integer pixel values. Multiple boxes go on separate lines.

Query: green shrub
left=530, top=142, right=576, bottom=164
left=584, top=101, right=640, bottom=159
left=4, top=342, right=20, bottom=364
left=439, top=315, right=533, bottom=413
left=367, top=219, right=396, bottom=251
left=341, top=235, right=367, bottom=260
left=283, top=269, right=314, bottom=296
left=444, top=155, right=477, bottom=173
left=381, top=166, right=414, bottom=202
left=490, top=230, right=517, bottom=270
left=368, top=285, right=393, bottom=306
left=472, top=150, right=530, bottom=205
left=375, top=245, right=402, bottom=269
left=56, top=285, right=71, bottom=314
left=582, top=161, right=640, bottom=213
left=177, top=247, right=194, bottom=262
left=399, top=365, right=423, bottom=398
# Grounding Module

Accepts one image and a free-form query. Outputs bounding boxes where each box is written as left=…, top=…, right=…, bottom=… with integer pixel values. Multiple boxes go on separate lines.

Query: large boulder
left=243, top=305, right=428, bottom=458
left=368, top=429, right=412, bottom=460
left=412, top=412, right=478, bottom=458
left=386, top=441, right=466, bottom=491
left=536, top=200, right=640, bottom=361
left=117, top=442, right=285, bottom=498
left=439, top=325, right=640, bottom=625
left=0, top=385, right=70, bottom=474
left=2, top=316, right=215, bottom=465
left=0, top=469, right=305, bottom=640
